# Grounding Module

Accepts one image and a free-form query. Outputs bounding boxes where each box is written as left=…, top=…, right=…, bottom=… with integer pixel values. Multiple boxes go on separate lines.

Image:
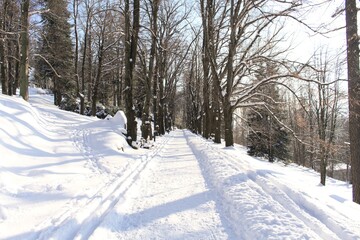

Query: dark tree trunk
left=1, top=0, right=9, bottom=95
left=141, top=0, right=159, bottom=141
left=223, top=0, right=237, bottom=147
left=346, top=0, right=360, bottom=203
left=200, top=0, right=211, bottom=139
left=157, top=50, right=166, bottom=136
left=124, top=0, right=140, bottom=144
left=53, top=76, right=62, bottom=105
left=153, top=57, right=158, bottom=141
left=13, top=39, right=19, bottom=95
left=80, top=13, right=90, bottom=115
left=87, top=22, right=92, bottom=103
left=19, top=0, right=30, bottom=101
left=0, top=41, right=7, bottom=94
left=91, top=39, right=104, bottom=116
left=224, top=103, right=234, bottom=147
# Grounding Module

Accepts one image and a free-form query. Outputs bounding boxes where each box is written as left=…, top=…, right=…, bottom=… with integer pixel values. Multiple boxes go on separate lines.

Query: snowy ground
left=1, top=89, right=360, bottom=240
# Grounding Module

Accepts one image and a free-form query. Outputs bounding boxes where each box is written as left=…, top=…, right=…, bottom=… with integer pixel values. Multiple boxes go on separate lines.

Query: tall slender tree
left=345, top=0, right=360, bottom=203
left=19, top=0, right=30, bottom=101
left=124, top=0, right=140, bottom=145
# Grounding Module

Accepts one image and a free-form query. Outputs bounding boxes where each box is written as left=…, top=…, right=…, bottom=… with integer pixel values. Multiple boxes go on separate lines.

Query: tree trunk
left=200, top=0, right=211, bottom=139
left=345, top=0, right=360, bottom=203
left=13, top=38, right=20, bottom=95
left=80, top=13, right=90, bottom=115
left=141, top=0, right=158, bottom=141
left=157, top=50, right=166, bottom=136
left=87, top=21, right=92, bottom=103
left=124, top=0, right=140, bottom=144
left=0, top=40, right=7, bottom=95
left=224, top=103, right=234, bottom=147
left=153, top=57, right=158, bottom=141
left=19, top=0, right=30, bottom=101
left=91, top=40, right=104, bottom=116
left=223, top=0, right=237, bottom=147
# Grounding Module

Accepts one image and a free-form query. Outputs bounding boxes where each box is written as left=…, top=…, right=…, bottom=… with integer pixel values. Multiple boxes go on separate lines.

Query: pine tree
left=35, top=0, right=74, bottom=106
left=246, top=63, right=289, bottom=162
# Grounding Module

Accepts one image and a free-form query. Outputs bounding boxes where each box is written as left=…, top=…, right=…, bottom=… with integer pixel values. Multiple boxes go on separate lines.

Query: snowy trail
left=2, top=92, right=360, bottom=240
left=89, top=130, right=233, bottom=240
left=30, top=134, right=171, bottom=240
left=185, top=130, right=360, bottom=240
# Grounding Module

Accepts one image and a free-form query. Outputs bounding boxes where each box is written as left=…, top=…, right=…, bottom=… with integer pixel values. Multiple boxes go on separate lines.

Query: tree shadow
left=115, top=190, right=211, bottom=231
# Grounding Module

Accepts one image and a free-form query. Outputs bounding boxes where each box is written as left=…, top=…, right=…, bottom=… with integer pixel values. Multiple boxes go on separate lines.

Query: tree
left=201, top=0, right=304, bottom=147
left=140, top=0, right=160, bottom=141
left=311, top=50, right=342, bottom=185
left=35, top=0, right=74, bottom=106
left=345, top=0, right=360, bottom=203
left=0, top=0, right=20, bottom=96
left=124, top=0, right=140, bottom=145
left=246, top=63, right=289, bottom=162
left=19, top=0, right=30, bottom=101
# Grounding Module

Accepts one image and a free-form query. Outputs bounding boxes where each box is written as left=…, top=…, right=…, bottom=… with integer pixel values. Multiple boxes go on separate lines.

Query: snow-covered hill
left=0, top=90, right=360, bottom=239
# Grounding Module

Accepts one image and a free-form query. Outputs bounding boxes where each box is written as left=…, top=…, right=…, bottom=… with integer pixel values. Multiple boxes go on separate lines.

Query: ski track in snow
left=185, top=131, right=359, bottom=240
left=2, top=92, right=359, bottom=240
left=25, top=129, right=360, bottom=240
left=89, top=130, right=232, bottom=240
left=30, top=134, right=171, bottom=240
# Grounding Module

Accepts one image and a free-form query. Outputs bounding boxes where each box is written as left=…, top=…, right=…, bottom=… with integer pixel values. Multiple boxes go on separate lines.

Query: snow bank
left=0, top=91, right=140, bottom=239
left=184, top=130, right=360, bottom=240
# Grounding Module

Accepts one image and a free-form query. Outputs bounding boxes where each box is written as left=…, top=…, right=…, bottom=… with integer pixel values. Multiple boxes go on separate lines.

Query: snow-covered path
left=90, top=130, right=232, bottom=239
left=1, top=91, right=360, bottom=240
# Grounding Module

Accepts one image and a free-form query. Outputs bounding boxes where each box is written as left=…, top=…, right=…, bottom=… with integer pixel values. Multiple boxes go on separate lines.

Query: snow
left=1, top=89, right=360, bottom=240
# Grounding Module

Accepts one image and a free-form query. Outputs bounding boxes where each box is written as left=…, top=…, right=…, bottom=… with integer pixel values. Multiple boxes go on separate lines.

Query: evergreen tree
left=246, top=63, right=289, bottom=162
left=35, top=0, right=74, bottom=106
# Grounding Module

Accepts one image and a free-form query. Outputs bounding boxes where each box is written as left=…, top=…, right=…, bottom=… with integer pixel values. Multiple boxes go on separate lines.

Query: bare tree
left=203, top=0, right=304, bottom=147
left=124, top=0, right=140, bottom=145
left=140, top=0, right=160, bottom=141
left=311, top=50, right=342, bottom=185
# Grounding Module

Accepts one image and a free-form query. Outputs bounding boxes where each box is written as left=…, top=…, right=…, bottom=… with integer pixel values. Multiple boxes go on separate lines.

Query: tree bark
left=91, top=39, right=104, bottom=116
left=124, top=0, right=140, bottom=144
left=224, top=103, right=234, bottom=147
left=141, top=0, right=159, bottom=140
left=200, top=0, right=211, bottom=139
left=345, top=0, right=360, bottom=203
left=19, top=0, right=30, bottom=101
left=223, top=0, right=237, bottom=147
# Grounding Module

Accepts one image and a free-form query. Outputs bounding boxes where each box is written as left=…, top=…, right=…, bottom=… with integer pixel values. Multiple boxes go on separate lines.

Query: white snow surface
left=1, top=89, right=360, bottom=240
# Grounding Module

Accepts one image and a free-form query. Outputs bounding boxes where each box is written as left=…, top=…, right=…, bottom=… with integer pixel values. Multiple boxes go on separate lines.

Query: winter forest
left=1, top=0, right=360, bottom=212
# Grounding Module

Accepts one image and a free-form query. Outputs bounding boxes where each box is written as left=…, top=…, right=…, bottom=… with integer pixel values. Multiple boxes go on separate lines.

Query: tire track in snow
left=185, top=131, right=337, bottom=240
left=32, top=135, right=172, bottom=240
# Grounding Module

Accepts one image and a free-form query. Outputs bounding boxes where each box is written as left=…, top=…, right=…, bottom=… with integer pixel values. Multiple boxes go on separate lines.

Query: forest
left=0, top=0, right=359, bottom=204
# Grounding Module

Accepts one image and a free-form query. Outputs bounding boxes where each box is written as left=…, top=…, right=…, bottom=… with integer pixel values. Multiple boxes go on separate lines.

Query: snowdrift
left=0, top=92, right=135, bottom=238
